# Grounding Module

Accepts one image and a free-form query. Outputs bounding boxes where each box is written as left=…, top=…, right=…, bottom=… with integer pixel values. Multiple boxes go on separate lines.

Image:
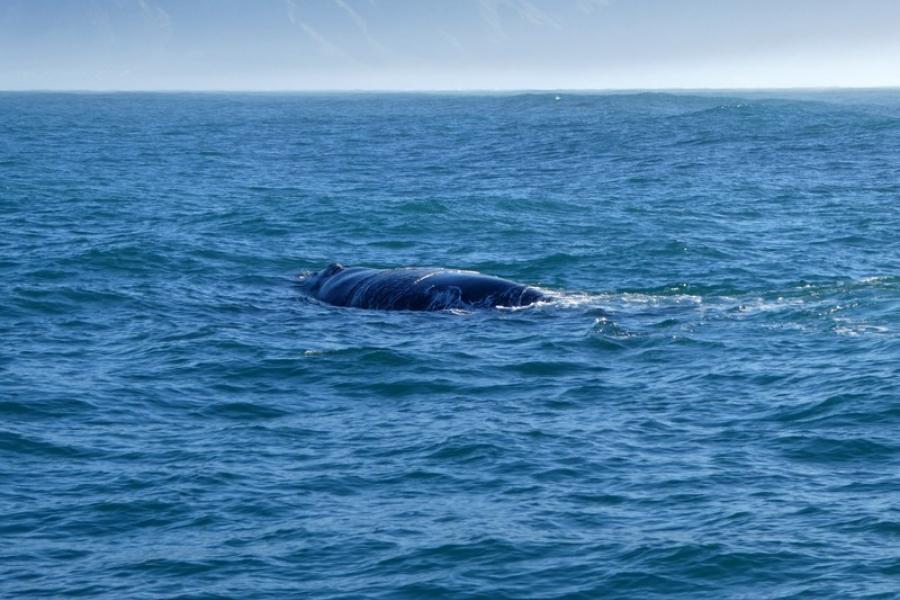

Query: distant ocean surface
left=3, top=91, right=900, bottom=599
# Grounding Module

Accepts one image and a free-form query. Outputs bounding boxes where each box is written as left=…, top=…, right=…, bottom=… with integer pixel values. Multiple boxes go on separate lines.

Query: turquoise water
left=2, top=91, right=900, bottom=599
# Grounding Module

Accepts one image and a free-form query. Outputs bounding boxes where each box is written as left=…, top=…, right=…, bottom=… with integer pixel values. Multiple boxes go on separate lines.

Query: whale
left=298, top=263, right=546, bottom=311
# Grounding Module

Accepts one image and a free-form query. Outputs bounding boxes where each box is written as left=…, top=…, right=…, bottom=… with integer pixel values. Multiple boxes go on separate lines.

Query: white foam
left=730, top=296, right=806, bottom=315
left=832, top=317, right=890, bottom=336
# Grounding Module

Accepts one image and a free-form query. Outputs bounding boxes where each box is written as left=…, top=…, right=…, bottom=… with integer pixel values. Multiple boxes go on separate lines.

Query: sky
left=1, top=0, right=899, bottom=90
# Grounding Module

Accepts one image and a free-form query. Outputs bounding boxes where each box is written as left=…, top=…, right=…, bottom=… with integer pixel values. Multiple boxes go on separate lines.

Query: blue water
left=2, top=91, right=900, bottom=599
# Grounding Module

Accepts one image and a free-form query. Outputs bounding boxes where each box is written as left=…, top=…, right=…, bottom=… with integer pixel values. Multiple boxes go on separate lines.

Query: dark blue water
left=2, top=91, right=900, bottom=599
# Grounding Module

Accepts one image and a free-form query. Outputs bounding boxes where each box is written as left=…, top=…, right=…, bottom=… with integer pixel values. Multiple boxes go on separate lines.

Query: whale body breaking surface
left=298, top=263, right=546, bottom=311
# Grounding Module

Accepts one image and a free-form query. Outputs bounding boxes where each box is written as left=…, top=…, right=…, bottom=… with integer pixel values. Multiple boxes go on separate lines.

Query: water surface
left=2, top=91, right=900, bottom=598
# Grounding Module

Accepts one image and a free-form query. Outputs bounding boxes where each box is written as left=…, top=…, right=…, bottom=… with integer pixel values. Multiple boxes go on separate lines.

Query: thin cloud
left=439, top=29, right=465, bottom=53
left=284, top=0, right=348, bottom=59
left=515, top=0, right=560, bottom=28
left=575, top=0, right=609, bottom=14
left=137, top=0, right=172, bottom=33
left=333, top=0, right=390, bottom=56
left=478, top=0, right=560, bottom=43
left=299, top=22, right=339, bottom=55
left=284, top=0, right=297, bottom=23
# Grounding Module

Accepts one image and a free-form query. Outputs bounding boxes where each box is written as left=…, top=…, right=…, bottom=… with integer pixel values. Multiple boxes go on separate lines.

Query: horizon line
left=2, top=85, right=900, bottom=94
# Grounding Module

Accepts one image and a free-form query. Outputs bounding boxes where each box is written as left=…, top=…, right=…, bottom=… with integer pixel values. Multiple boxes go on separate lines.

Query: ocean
left=2, top=90, right=899, bottom=599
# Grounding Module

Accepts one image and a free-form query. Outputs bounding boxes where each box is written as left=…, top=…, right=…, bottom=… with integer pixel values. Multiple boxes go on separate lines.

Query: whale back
left=302, top=264, right=545, bottom=311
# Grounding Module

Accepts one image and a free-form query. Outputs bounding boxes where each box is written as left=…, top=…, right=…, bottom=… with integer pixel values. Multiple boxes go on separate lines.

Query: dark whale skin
left=300, top=263, right=545, bottom=311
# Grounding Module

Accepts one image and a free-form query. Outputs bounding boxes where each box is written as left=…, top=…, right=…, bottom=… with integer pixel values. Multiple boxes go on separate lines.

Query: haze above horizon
left=2, top=0, right=899, bottom=91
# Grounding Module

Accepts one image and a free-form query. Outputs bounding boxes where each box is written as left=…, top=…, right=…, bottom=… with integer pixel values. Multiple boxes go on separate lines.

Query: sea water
left=2, top=91, right=900, bottom=598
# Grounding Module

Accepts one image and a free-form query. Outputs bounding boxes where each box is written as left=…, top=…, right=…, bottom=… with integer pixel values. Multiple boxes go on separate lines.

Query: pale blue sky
left=2, top=0, right=899, bottom=90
